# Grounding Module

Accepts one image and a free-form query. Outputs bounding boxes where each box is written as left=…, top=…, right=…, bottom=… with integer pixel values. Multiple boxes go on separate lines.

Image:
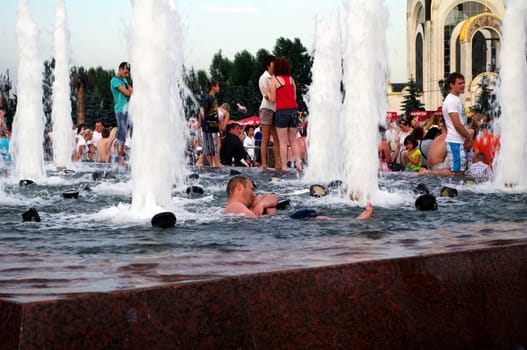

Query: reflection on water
left=0, top=165, right=526, bottom=302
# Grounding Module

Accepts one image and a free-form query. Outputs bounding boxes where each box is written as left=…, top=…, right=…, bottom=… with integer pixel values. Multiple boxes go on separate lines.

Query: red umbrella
left=235, top=116, right=260, bottom=126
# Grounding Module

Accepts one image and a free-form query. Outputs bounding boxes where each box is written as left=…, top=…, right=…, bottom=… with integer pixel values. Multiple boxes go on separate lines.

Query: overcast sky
left=0, top=0, right=407, bottom=85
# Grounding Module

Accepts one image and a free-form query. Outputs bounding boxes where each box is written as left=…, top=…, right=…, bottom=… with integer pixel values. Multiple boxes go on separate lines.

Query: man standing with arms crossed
left=443, top=72, right=472, bottom=175
left=110, top=62, right=133, bottom=165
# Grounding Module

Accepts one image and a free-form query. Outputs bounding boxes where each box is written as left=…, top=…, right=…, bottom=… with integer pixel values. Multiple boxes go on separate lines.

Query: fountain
left=494, top=0, right=527, bottom=188
left=50, top=0, right=74, bottom=171
left=10, top=0, right=46, bottom=182
left=304, top=9, right=343, bottom=182
left=306, top=0, right=388, bottom=204
left=1, top=0, right=527, bottom=348
left=128, top=0, right=187, bottom=216
left=341, top=0, right=388, bottom=203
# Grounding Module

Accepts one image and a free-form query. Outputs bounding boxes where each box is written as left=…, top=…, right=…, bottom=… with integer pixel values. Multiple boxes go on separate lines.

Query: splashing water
left=11, top=0, right=46, bottom=182
left=494, top=0, right=527, bottom=189
left=305, top=9, right=344, bottom=183
left=129, top=0, right=188, bottom=216
left=51, top=0, right=74, bottom=170
left=341, top=0, right=388, bottom=203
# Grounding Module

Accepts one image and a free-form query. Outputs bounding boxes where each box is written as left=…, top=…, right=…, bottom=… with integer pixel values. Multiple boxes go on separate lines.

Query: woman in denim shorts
left=268, top=57, right=302, bottom=172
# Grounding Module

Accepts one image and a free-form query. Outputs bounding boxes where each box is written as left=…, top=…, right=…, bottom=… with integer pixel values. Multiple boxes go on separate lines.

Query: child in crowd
left=402, top=135, right=422, bottom=171
left=467, top=152, right=492, bottom=178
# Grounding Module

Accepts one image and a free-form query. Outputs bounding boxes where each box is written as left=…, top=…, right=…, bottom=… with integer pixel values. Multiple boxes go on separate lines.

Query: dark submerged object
left=415, top=194, right=438, bottom=211
left=186, top=185, right=204, bottom=196
left=414, top=183, right=430, bottom=195
left=19, top=179, right=35, bottom=186
left=187, top=173, right=200, bottom=180
left=328, top=180, right=343, bottom=189
left=440, top=186, right=458, bottom=197
left=290, top=209, right=321, bottom=219
left=230, top=169, right=242, bottom=176
left=276, top=199, right=291, bottom=210
left=22, top=208, right=41, bottom=222
left=309, top=184, right=328, bottom=197
left=151, top=212, right=177, bottom=229
left=62, top=190, right=79, bottom=199
left=92, top=172, right=102, bottom=181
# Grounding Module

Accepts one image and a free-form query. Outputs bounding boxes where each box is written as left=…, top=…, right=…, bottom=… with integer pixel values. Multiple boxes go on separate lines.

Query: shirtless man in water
left=418, top=133, right=451, bottom=176
left=224, top=175, right=372, bottom=220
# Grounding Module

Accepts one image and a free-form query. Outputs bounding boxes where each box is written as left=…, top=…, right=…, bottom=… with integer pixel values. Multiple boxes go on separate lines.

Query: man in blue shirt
left=110, top=62, right=133, bottom=165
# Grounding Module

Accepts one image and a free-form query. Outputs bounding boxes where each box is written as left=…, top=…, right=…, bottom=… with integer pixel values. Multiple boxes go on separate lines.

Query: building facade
left=406, top=0, right=506, bottom=111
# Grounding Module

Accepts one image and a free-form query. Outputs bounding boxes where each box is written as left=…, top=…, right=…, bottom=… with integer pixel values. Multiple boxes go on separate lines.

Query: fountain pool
left=1, top=165, right=526, bottom=303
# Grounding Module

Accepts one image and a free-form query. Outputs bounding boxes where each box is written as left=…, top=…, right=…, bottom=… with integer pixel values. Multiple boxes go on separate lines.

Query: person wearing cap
left=110, top=62, right=133, bottom=165
left=224, top=175, right=279, bottom=217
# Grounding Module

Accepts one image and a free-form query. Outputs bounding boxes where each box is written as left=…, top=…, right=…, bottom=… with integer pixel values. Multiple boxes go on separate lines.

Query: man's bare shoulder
left=224, top=202, right=256, bottom=217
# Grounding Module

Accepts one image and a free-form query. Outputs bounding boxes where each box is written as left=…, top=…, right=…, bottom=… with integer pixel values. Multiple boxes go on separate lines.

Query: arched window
left=472, top=31, right=487, bottom=77
left=443, top=2, right=485, bottom=75
left=416, top=33, right=423, bottom=91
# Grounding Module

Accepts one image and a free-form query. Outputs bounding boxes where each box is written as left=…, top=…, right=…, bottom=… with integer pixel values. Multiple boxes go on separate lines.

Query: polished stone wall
left=1, top=243, right=526, bottom=349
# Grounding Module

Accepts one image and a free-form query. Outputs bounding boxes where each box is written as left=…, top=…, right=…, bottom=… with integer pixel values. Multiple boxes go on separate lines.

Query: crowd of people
left=189, top=55, right=307, bottom=172
left=380, top=72, right=500, bottom=180
left=0, top=61, right=501, bottom=220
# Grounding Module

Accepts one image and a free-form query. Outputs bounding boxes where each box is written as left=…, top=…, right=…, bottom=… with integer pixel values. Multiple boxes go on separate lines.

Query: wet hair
left=101, top=128, right=110, bottom=138
left=423, top=127, right=441, bottom=140
left=410, top=126, right=424, bottom=140
left=226, top=175, right=251, bottom=197
left=273, top=57, right=291, bottom=76
left=404, top=135, right=418, bottom=148
left=245, top=125, right=254, bottom=133
left=446, top=72, right=464, bottom=88
left=0, top=106, right=6, bottom=112
left=226, top=122, right=241, bottom=133
left=262, top=55, right=276, bottom=70
left=399, top=119, right=410, bottom=127
left=207, top=80, right=219, bottom=91
left=474, top=151, right=486, bottom=162
left=119, top=62, right=130, bottom=71
left=76, top=123, right=86, bottom=134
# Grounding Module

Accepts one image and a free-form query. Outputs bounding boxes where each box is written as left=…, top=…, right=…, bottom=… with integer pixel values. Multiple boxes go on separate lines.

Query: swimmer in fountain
left=224, top=175, right=372, bottom=220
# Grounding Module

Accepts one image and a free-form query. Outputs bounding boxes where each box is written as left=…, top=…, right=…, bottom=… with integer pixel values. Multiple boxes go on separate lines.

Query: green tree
left=42, top=58, right=56, bottom=130
left=84, top=66, right=115, bottom=127
left=400, top=78, right=425, bottom=114
left=183, top=67, right=209, bottom=119
left=209, top=51, right=232, bottom=84
left=0, top=70, right=15, bottom=128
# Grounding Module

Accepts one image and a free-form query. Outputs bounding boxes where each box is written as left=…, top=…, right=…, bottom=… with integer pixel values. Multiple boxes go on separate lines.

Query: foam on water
left=129, top=0, right=188, bottom=217
left=51, top=0, right=74, bottom=170
left=494, top=0, right=527, bottom=189
left=11, top=0, right=46, bottom=182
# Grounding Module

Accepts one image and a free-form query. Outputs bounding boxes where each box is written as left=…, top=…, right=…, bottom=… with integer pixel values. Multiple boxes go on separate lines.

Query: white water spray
left=305, top=9, right=344, bottom=182
left=11, top=0, right=46, bottom=181
left=129, top=0, right=188, bottom=216
left=51, top=0, right=74, bottom=169
left=494, top=0, right=527, bottom=188
left=341, top=0, right=388, bottom=202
